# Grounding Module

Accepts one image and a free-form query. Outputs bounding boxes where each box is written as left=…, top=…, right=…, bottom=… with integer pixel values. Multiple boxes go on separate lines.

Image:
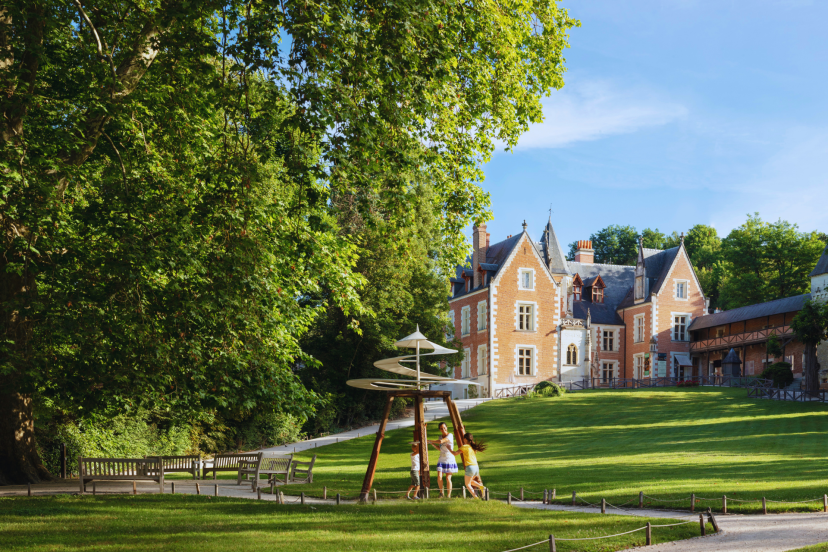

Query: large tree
left=718, top=214, right=825, bottom=309
left=791, top=300, right=828, bottom=395
left=0, top=0, right=577, bottom=483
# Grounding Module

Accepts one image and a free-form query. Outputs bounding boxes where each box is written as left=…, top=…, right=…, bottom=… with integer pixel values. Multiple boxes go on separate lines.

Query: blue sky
left=480, top=0, right=828, bottom=249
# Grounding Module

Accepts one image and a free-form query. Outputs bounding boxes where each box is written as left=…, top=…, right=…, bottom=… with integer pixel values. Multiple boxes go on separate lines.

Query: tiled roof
left=688, top=293, right=811, bottom=332
left=615, top=247, right=681, bottom=309
left=811, top=245, right=828, bottom=277
left=485, top=234, right=522, bottom=266
left=567, top=262, right=635, bottom=325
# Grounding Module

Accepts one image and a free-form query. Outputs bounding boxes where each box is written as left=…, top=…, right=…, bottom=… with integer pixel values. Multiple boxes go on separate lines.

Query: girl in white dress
left=429, top=422, right=458, bottom=498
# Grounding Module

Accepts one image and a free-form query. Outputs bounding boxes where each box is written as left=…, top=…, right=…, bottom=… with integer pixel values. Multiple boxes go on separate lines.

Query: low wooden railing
left=493, top=384, right=537, bottom=399
left=690, top=325, right=793, bottom=353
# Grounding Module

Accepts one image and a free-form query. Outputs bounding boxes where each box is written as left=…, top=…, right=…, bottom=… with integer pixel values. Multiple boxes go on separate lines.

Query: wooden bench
left=289, top=455, right=317, bottom=484
left=249, top=454, right=293, bottom=488
left=78, top=456, right=164, bottom=493
left=203, top=452, right=262, bottom=481
left=146, top=455, right=201, bottom=480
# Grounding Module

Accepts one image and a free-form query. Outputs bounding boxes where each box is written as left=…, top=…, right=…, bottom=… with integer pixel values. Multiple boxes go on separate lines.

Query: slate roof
left=615, top=246, right=681, bottom=309
left=687, top=293, right=811, bottom=332
left=811, top=245, right=828, bottom=277
left=541, top=217, right=571, bottom=275
left=567, top=262, right=635, bottom=325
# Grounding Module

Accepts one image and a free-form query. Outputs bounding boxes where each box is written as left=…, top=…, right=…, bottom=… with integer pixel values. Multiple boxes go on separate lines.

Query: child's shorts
left=410, top=470, right=420, bottom=486
left=465, top=464, right=479, bottom=477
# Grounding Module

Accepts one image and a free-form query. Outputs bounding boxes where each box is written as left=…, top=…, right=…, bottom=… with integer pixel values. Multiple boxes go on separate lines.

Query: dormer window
left=572, top=274, right=583, bottom=302
left=574, top=286, right=581, bottom=301
left=592, top=287, right=603, bottom=303
left=635, top=275, right=644, bottom=300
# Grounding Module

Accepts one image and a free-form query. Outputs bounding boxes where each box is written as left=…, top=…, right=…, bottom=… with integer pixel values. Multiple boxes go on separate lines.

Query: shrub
left=467, top=384, right=480, bottom=399
left=677, top=380, right=699, bottom=387
left=759, top=362, right=794, bottom=388
left=528, top=381, right=566, bottom=398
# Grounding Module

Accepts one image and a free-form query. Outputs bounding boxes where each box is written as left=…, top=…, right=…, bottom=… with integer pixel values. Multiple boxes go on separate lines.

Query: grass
left=788, top=545, right=828, bottom=552
left=0, top=495, right=707, bottom=551
left=285, top=388, right=828, bottom=513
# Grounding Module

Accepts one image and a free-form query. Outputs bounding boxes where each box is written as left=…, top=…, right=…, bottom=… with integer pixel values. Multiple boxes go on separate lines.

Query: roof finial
left=680, top=232, right=685, bottom=245
left=522, top=220, right=527, bottom=231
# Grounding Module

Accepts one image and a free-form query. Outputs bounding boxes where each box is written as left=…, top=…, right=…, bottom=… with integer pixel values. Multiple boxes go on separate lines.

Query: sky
left=479, top=0, right=828, bottom=249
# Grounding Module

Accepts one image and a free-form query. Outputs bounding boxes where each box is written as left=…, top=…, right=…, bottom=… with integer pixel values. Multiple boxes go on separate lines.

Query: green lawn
left=286, top=388, right=828, bottom=513
left=0, top=495, right=706, bottom=552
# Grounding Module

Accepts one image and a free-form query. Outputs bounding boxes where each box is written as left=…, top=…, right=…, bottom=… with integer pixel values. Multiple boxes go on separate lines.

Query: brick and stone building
left=441, top=216, right=710, bottom=398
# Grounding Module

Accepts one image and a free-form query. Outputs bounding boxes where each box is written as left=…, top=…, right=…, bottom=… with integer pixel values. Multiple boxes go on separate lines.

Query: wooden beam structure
left=358, top=390, right=468, bottom=502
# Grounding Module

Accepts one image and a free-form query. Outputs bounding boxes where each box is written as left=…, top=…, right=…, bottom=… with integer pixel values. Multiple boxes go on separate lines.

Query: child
left=406, top=443, right=421, bottom=500
left=428, top=422, right=458, bottom=498
left=450, top=432, right=487, bottom=498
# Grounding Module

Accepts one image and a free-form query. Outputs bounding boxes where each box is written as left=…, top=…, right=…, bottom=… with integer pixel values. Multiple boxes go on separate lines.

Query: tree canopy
left=0, top=0, right=578, bottom=483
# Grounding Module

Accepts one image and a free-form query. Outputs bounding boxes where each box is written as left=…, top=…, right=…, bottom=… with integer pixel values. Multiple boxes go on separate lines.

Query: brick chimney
left=574, top=240, right=594, bottom=264
left=473, top=224, right=488, bottom=288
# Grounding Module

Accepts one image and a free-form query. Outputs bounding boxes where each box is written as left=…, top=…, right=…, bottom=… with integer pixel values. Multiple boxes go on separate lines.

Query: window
left=635, top=275, right=644, bottom=300
left=477, top=344, right=487, bottom=376
left=603, top=330, right=615, bottom=352
left=518, top=304, right=534, bottom=331
left=674, top=356, right=686, bottom=380
left=574, top=285, right=582, bottom=301
left=519, top=269, right=534, bottom=290
left=518, top=348, right=533, bottom=375
left=592, top=287, right=604, bottom=303
left=601, top=362, right=614, bottom=382
left=634, top=354, right=645, bottom=377
left=477, top=301, right=487, bottom=331
left=462, top=348, right=471, bottom=378
left=461, top=306, right=470, bottom=336
left=673, top=315, right=688, bottom=341
left=566, top=343, right=578, bottom=365
left=676, top=281, right=688, bottom=300
left=634, top=315, right=645, bottom=343
left=447, top=311, right=455, bottom=341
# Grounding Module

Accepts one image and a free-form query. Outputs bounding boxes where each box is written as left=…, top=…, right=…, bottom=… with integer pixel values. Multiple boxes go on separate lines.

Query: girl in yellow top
left=450, top=432, right=487, bottom=498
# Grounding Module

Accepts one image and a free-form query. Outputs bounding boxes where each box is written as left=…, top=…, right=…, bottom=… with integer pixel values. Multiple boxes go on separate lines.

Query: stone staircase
left=784, top=376, right=803, bottom=392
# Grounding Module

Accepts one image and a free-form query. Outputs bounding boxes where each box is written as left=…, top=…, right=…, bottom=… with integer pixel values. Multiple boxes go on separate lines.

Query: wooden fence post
left=172, top=482, right=176, bottom=495
left=639, top=491, right=644, bottom=508
left=699, top=514, right=705, bottom=536
left=762, top=497, right=767, bottom=515
left=543, top=489, right=548, bottom=504
left=373, top=489, right=377, bottom=503
left=133, top=481, right=137, bottom=495
left=196, top=483, right=201, bottom=495
left=691, top=493, right=695, bottom=512
left=707, top=509, right=720, bottom=533
left=722, top=495, right=727, bottom=514
left=646, top=522, right=652, bottom=545
left=485, top=488, right=489, bottom=501
left=601, top=498, right=606, bottom=514
left=257, top=488, right=262, bottom=500
left=552, top=488, right=556, bottom=500
left=463, top=487, right=467, bottom=499
left=91, top=483, right=95, bottom=496
left=214, top=485, right=218, bottom=497
left=824, top=494, right=827, bottom=513
left=336, top=493, right=341, bottom=505
left=520, top=487, right=524, bottom=501
left=507, top=492, right=511, bottom=505
left=301, top=492, right=305, bottom=505
left=323, top=486, right=327, bottom=500
left=572, top=491, right=576, bottom=506
left=549, top=534, right=556, bottom=552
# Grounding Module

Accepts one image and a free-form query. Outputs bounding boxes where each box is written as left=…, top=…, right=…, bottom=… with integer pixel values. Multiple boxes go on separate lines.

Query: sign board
left=657, top=360, right=667, bottom=378
left=644, top=353, right=649, bottom=359
left=658, top=353, right=667, bottom=361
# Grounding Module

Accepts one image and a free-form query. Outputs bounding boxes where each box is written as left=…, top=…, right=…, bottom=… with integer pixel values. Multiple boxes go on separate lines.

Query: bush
left=759, top=362, right=794, bottom=388
left=677, top=380, right=699, bottom=387
left=527, top=381, right=566, bottom=398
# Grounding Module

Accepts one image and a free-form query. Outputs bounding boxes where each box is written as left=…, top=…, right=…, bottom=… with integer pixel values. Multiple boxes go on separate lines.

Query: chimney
left=574, top=240, right=594, bottom=264
left=473, top=224, right=488, bottom=288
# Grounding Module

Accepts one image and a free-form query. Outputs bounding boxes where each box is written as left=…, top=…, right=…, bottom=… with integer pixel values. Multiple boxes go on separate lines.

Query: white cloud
left=505, top=79, right=687, bottom=150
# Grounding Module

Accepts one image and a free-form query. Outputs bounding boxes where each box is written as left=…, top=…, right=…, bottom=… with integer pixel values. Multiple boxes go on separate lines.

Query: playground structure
left=347, top=327, right=480, bottom=502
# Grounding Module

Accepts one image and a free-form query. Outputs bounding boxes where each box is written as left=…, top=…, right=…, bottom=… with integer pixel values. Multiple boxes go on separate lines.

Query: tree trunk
left=804, top=344, right=819, bottom=397
left=0, top=390, right=52, bottom=485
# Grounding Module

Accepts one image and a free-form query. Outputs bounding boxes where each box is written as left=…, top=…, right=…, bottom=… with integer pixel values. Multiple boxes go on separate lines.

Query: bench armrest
left=291, top=460, right=313, bottom=467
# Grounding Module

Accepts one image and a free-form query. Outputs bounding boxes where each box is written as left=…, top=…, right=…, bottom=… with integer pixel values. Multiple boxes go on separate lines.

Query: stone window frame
left=515, top=300, right=538, bottom=332
left=674, top=279, right=690, bottom=301
left=477, top=344, right=488, bottom=376
left=461, top=305, right=471, bottom=336
left=634, top=314, right=645, bottom=343
left=602, top=328, right=616, bottom=352
left=461, top=347, right=471, bottom=378
left=672, top=312, right=692, bottom=342
left=518, top=267, right=536, bottom=291
left=515, top=344, right=536, bottom=376
left=477, top=300, right=488, bottom=331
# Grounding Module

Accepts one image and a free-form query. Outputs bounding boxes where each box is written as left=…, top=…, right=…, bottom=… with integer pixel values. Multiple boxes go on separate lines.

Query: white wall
left=559, top=327, right=587, bottom=381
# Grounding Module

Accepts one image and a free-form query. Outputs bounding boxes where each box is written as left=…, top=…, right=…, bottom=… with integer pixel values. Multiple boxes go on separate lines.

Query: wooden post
left=60, top=443, right=67, bottom=479
left=572, top=491, right=576, bottom=506
left=444, top=395, right=467, bottom=469
left=507, top=492, right=512, bottom=505
left=646, top=522, right=652, bottom=545
left=691, top=493, right=695, bottom=512
left=549, top=535, right=556, bottom=552
left=639, top=491, right=644, bottom=508
left=323, top=486, right=327, bottom=500
left=214, top=485, right=218, bottom=497
left=196, top=483, right=201, bottom=495
left=172, top=482, right=176, bottom=495
left=708, top=508, right=720, bottom=533
left=359, top=394, right=394, bottom=502
left=601, top=498, right=606, bottom=514
left=373, top=489, right=377, bottom=503
left=824, top=494, right=827, bottom=512
left=699, top=514, right=705, bottom=536
left=485, top=487, right=489, bottom=501
left=552, top=488, right=556, bottom=500
left=336, top=493, right=341, bottom=505
left=762, top=497, right=767, bottom=515
left=257, top=488, right=262, bottom=500
left=520, top=487, right=524, bottom=501
left=463, top=487, right=467, bottom=499
left=271, top=481, right=275, bottom=495
left=133, top=481, right=137, bottom=495
left=301, top=492, right=305, bottom=505
left=415, top=396, right=430, bottom=494
left=280, top=491, right=285, bottom=504
left=722, top=495, right=727, bottom=514
left=543, top=489, right=548, bottom=504
left=28, top=483, right=32, bottom=497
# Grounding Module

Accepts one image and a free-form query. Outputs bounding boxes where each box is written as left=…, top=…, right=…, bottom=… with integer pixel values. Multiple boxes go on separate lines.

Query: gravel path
left=517, top=502, right=828, bottom=551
